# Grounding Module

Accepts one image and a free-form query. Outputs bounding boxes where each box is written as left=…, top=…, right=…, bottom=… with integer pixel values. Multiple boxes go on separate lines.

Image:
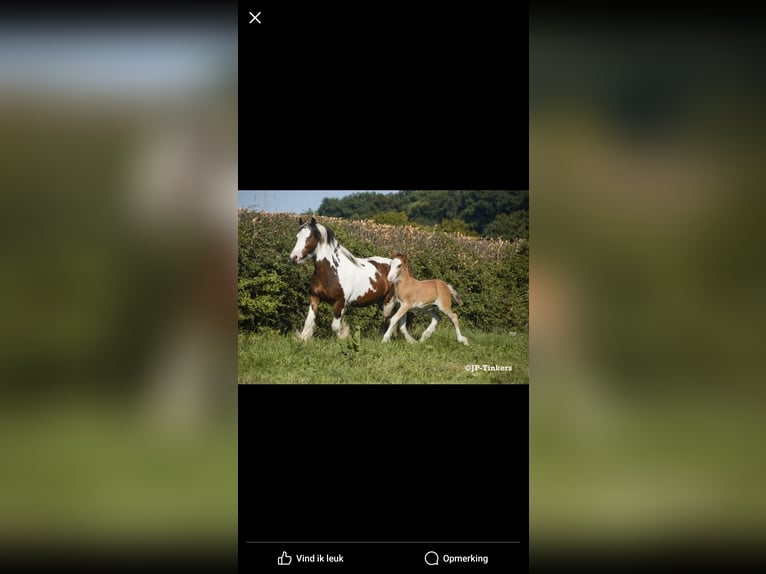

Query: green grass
left=238, top=328, right=528, bottom=384
left=0, top=401, right=237, bottom=543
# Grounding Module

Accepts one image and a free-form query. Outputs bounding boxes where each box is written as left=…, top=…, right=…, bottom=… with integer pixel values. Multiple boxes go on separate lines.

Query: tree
left=439, top=218, right=477, bottom=236
left=318, top=190, right=530, bottom=234
left=484, top=211, right=529, bottom=240
left=373, top=211, right=409, bottom=226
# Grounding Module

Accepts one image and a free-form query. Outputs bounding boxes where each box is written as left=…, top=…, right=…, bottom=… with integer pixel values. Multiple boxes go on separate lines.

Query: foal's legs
left=435, top=298, right=469, bottom=346
left=297, top=295, right=320, bottom=340
left=398, top=315, right=418, bottom=344
left=382, top=302, right=412, bottom=342
left=419, top=306, right=442, bottom=342
left=380, top=296, right=399, bottom=337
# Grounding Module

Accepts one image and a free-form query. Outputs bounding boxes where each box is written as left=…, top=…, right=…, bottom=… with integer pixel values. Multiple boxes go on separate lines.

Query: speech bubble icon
left=424, top=551, right=439, bottom=566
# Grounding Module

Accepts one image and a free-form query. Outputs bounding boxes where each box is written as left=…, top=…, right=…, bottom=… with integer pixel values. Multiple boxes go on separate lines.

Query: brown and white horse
left=290, top=217, right=403, bottom=340
left=382, top=253, right=469, bottom=346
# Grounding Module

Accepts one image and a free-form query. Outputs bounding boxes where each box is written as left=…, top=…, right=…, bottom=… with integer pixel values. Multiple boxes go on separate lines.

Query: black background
left=239, top=385, right=528, bottom=541
left=239, top=385, right=528, bottom=571
left=239, top=3, right=528, bottom=190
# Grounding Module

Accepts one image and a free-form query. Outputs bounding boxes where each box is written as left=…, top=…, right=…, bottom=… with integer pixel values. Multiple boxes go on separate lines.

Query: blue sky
left=238, top=190, right=399, bottom=214
left=0, top=26, right=234, bottom=96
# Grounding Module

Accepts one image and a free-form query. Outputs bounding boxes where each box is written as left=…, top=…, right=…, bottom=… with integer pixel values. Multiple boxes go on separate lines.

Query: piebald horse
left=382, top=253, right=469, bottom=346
left=290, top=217, right=403, bottom=340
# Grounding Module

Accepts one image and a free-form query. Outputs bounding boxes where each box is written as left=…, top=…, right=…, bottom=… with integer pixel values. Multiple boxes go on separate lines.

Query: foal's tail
left=447, top=284, right=463, bottom=306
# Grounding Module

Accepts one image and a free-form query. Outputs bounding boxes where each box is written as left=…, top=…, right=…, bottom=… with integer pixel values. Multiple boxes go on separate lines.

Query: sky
left=0, top=26, right=235, bottom=97
left=237, top=191, right=399, bottom=214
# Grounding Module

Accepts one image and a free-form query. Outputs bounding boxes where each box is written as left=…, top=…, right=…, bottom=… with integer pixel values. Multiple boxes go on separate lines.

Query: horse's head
left=290, top=216, right=320, bottom=264
left=388, top=253, right=408, bottom=283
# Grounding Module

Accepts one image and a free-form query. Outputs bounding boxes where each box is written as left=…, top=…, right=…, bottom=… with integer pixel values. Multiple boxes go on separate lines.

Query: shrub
left=238, top=210, right=528, bottom=335
left=439, top=218, right=477, bottom=236
left=372, top=210, right=410, bottom=226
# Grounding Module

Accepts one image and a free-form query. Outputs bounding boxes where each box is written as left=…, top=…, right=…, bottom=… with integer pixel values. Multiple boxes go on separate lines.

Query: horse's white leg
left=331, top=301, right=350, bottom=339
left=297, top=295, right=319, bottom=340
left=338, top=316, right=351, bottom=338
left=382, top=304, right=410, bottom=342
left=419, top=306, right=441, bottom=342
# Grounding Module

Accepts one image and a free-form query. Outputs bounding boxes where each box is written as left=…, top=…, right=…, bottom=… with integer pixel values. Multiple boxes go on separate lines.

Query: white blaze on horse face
left=290, top=226, right=312, bottom=263
left=387, top=258, right=402, bottom=283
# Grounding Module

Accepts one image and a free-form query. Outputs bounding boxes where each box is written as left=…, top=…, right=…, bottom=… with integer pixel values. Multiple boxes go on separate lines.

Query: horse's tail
left=447, top=284, right=463, bottom=306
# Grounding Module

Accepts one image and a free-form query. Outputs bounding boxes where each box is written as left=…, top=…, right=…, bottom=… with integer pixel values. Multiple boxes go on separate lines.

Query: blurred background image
left=5, top=2, right=766, bottom=570
left=532, top=9, right=766, bottom=569
left=0, top=5, right=237, bottom=565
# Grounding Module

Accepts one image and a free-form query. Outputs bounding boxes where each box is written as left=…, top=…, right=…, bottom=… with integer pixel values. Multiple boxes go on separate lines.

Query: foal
left=382, top=253, right=469, bottom=346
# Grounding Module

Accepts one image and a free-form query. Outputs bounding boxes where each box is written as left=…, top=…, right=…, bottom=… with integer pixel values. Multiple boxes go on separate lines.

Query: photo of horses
left=238, top=190, right=528, bottom=383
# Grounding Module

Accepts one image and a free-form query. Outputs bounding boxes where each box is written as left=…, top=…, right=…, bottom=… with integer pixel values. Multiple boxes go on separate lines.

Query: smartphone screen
left=238, top=5, right=528, bottom=571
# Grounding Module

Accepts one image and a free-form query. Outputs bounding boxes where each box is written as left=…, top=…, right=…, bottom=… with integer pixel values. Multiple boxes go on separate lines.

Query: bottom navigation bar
left=240, top=541, right=526, bottom=572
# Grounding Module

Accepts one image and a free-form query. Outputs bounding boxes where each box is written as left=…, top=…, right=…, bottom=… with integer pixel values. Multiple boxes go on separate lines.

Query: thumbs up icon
left=277, top=551, right=293, bottom=566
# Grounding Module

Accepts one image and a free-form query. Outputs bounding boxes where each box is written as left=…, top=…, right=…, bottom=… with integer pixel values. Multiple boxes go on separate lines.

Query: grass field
left=238, top=329, right=528, bottom=384
left=0, top=400, right=236, bottom=544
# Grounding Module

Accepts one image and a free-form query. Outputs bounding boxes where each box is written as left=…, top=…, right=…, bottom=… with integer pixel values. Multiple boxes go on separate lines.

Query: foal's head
left=387, top=253, right=410, bottom=283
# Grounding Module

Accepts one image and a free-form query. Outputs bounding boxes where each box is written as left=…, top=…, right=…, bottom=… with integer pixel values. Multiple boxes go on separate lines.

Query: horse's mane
left=313, top=222, right=361, bottom=267
left=322, top=224, right=336, bottom=246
